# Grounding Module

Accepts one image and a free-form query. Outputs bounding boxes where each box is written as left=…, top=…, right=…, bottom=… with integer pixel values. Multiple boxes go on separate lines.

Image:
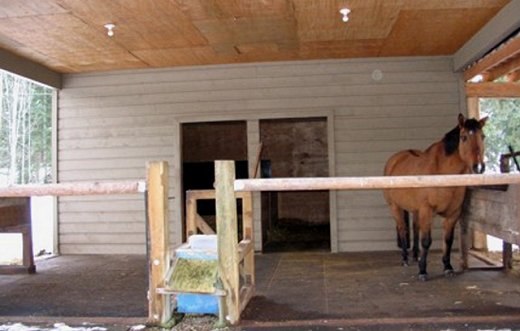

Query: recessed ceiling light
left=104, top=23, right=116, bottom=37
left=339, top=8, right=350, bottom=22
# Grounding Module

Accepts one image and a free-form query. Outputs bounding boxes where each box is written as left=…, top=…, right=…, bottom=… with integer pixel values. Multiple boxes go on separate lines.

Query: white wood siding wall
left=58, top=56, right=461, bottom=254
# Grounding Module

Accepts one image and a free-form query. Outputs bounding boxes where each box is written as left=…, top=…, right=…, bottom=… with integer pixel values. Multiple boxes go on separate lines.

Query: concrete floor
left=241, top=251, right=520, bottom=329
left=0, top=255, right=148, bottom=318
left=1, top=251, right=520, bottom=329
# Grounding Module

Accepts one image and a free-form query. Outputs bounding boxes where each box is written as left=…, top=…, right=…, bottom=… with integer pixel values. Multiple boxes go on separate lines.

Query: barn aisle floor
left=0, top=255, right=148, bottom=318
left=1, top=251, right=520, bottom=329
left=241, top=251, right=520, bottom=328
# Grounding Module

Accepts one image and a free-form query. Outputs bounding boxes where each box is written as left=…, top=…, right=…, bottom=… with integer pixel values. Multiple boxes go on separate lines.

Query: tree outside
left=0, top=70, right=53, bottom=185
left=1, top=71, right=55, bottom=263
left=480, top=98, right=520, bottom=173
left=480, top=97, right=520, bottom=251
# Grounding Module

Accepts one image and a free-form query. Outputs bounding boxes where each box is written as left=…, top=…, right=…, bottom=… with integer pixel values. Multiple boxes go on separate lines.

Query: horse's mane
left=443, top=118, right=482, bottom=155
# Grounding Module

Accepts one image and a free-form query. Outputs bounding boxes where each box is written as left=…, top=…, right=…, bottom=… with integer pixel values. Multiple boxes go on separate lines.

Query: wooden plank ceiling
left=0, top=0, right=511, bottom=73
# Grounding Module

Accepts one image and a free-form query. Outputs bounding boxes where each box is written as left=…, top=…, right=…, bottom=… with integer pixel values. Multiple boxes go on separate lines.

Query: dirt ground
left=2, top=251, right=520, bottom=331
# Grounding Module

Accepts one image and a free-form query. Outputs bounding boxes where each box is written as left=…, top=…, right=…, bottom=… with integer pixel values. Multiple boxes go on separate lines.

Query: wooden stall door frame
left=173, top=110, right=338, bottom=252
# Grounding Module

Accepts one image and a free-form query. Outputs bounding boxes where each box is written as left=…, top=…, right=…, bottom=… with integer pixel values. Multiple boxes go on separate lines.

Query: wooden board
left=0, top=197, right=35, bottom=274
left=463, top=185, right=520, bottom=245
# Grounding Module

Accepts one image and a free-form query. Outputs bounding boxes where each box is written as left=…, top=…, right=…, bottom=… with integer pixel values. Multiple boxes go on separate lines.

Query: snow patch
left=0, top=323, right=107, bottom=331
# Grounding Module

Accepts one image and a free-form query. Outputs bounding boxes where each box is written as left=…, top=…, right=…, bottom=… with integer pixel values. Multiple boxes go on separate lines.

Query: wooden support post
left=503, top=241, right=513, bottom=270
left=242, top=192, right=255, bottom=286
left=215, top=161, right=240, bottom=325
left=22, top=199, right=35, bottom=274
left=473, top=230, right=488, bottom=251
left=459, top=214, right=469, bottom=270
left=240, top=191, right=255, bottom=313
left=467, top=96, right=488, bottom=251
left=185, top=191, right=198, bottom=238
left=146, top=161, right=171, bottom=325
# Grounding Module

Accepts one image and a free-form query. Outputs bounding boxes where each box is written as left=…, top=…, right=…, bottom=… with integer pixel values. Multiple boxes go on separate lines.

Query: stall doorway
left=260, top=117, right=330, bottom=252
left=181, top=121, right=248, bottom=241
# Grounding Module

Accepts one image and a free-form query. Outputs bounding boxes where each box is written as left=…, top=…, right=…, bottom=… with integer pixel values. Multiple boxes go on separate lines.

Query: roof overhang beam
left=0, top=48, right=62, bottom=89
left=454, top=0, right=520, bottom=73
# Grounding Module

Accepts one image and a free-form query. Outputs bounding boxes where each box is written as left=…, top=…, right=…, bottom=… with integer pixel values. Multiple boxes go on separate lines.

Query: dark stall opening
left=260, top=117, right=330, bottom=253
left=181, top=121, right=247, bottom=241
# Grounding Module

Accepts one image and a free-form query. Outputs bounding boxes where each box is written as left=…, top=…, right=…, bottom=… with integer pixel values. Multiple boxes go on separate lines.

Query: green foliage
left=0, top=71, right=53, bottom=184
left=480, top=98, right=520, bottom=173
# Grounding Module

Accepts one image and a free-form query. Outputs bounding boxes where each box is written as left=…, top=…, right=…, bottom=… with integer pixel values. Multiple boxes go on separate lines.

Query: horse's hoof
left=444, top=269, right=455, bottom=278
left=402, top=261, right=409, bottom=267
left=418, top=273, right=428, bottom=282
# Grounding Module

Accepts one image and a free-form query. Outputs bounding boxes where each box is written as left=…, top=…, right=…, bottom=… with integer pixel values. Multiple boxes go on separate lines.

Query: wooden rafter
left=465, top=82, right=520, bottom=98
left=506, top=69, right=520, bottom=82
left=484, top=54, right=520, bottom=82
left=464, top=36, right=520, bottom=82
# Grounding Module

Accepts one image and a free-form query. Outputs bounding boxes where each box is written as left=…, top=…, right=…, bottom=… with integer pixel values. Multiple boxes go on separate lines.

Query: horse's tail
left=396, top=210, right=411, bottom=249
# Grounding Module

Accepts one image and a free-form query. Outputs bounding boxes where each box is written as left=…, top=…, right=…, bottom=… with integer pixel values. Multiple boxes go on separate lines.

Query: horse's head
left=457, top=113, right=487, bottom=174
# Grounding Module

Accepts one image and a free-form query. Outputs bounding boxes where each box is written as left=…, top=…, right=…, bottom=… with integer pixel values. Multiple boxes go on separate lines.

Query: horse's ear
left=458, top=113, right=465, bottom=127
left=479, top=116, right=488, bottom=128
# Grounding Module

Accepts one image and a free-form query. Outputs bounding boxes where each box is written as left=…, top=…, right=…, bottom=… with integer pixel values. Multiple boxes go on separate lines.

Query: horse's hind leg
left=390, top=205, right=409, bottom=266
left=412, top=211, right=419, bottom=261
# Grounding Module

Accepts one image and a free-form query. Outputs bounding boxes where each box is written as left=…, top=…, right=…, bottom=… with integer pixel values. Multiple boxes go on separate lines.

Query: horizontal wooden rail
left=0, top=180, right=146, bottom=197
left=234, top=173, right=520, bottom=192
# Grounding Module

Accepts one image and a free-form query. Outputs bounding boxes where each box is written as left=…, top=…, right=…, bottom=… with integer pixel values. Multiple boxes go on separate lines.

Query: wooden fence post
left=215, top=160, right=240, bottom=325
left=242, top=192, right=255, bottom=287
left=146, top=161, right=171, bottom=325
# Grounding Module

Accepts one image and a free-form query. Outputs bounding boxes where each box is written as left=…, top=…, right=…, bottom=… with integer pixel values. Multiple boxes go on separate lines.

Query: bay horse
left=383, top=113, right=487, bottom=281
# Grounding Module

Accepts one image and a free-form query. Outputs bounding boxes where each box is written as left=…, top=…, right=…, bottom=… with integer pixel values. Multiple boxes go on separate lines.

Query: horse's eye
left=482, top=134, right=486, bottom=140
left=461, top=135, right=467, bottom=142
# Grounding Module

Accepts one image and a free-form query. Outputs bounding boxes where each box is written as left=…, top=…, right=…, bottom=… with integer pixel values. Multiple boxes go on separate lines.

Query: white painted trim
left=327, top=112, right=338, bottom=253
left=457, top=72, right=468, bottom=116
left=52, top=90, right=59, bottom=254
left=174, top=109, right=336, bottom=124
left=246, top=120, right=262, bottom=251
left=62, top=56, right=454, bottom=86
left=172, top=120, right=183, bottom=246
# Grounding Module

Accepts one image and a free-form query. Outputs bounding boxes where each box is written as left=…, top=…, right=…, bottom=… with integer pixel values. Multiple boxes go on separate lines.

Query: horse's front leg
left=442, top=211, right=461, bottom=277
left=418, top=207, right=433, bottom=281
left=390, top=205, right=409, bottom=266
